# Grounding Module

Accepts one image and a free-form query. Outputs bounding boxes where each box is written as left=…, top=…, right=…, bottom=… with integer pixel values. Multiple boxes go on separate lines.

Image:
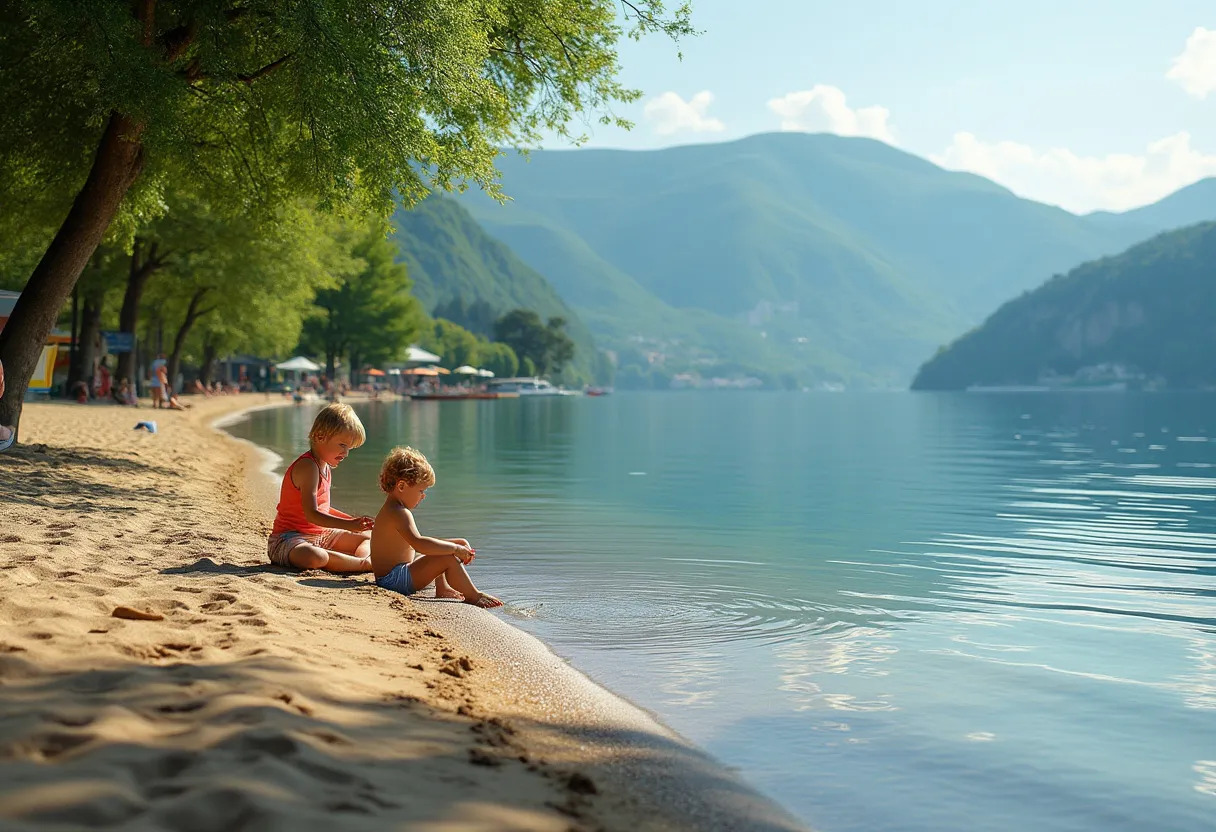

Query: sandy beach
left=0, top=395, right=808, bottom=832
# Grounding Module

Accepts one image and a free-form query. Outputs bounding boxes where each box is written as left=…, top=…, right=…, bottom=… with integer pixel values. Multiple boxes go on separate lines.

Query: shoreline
left=0, top=395, right=808, bottom=831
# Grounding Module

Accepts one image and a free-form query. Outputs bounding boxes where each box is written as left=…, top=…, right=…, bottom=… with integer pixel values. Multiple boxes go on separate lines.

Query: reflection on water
left=226, top=392, right=1216, bottom=832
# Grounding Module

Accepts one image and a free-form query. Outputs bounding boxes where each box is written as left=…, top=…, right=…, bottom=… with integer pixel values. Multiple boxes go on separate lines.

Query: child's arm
left=392, top=508, right=474, bottom=563
left=332, top=507, right=374, bottom=530
left=293, top=458, right=373, bottom=532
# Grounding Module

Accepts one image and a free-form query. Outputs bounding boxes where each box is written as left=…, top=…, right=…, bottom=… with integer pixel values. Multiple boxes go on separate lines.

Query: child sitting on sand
left=268, top=403, right=375, bottom=572
left=371, top=446, right=502, bottom=608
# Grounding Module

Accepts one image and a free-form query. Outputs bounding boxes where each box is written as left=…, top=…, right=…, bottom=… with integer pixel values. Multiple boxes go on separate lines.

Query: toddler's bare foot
left=465, top=593, right=503, bottom=609
left=434, top=585, right=465, bottom=601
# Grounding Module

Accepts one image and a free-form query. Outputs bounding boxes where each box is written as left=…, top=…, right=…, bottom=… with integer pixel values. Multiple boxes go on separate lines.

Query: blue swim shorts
left=375, top=562, right=416, bottom=596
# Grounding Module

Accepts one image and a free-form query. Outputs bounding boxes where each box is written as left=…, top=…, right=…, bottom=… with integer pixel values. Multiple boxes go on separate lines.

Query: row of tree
left=49, top=190, right=343, bottom=397
left=0, top=1, right=690, bottom=437
left=7, top=182, right=581, bottom=398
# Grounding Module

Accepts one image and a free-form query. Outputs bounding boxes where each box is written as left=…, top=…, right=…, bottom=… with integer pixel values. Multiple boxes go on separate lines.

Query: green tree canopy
left=479, top=341, right=520, bottom=379
left=493, top=309, right=576, bottom=376
left=300, top=220, right=425, bottom=382
left=422, top=319, right=484, bottom=371
left=0, top=0, right=692, bottom=433
left=146, top=199, right=339, bottom=386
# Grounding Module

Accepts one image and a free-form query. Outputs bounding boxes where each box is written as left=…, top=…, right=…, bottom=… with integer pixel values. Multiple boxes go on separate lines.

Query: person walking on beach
left=371, top=446, right=502, bottom=608
left=267, top=403, right=375, bottom=572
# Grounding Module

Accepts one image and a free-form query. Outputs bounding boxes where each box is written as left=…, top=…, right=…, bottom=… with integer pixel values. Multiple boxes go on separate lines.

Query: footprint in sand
left=155, top=700, right=207, bottom=715
left=28, top=730, right=97, bottom=760
left=112, top=606, right=164, bottom=621
left=46, top=712, right=95, bottom=728
left=199, top=598, right=233, bottom=613
left=468, top=748, right=501, bottom=767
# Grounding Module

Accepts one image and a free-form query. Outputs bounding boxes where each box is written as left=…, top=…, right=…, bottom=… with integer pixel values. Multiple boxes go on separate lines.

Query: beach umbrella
left=427, top=366, right=451, bottom=375
left=453, top=365, right=479, bottom=374
left=275, top=356, right=322, bottom=372
left=405, top=367, right=439, bottom=376
left=405, top=345, right=441, bottom=364
left=477, top=369, right=495, bottom=378
left=365, top=368, right=386, bottom=377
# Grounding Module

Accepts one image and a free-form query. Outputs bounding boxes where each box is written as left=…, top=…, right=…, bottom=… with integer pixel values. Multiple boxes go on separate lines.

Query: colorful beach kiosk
left=0, top=290, right=62, bottom=395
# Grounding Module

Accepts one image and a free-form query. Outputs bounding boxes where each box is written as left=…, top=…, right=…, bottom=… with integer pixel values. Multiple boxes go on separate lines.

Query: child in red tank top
left=267, top=402, right=375, bottom=572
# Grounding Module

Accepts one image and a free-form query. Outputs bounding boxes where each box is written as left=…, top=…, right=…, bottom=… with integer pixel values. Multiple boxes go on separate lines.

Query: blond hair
left=380, top=446, right=435, bottom=493
left=308, top=403, right=366, bottom=446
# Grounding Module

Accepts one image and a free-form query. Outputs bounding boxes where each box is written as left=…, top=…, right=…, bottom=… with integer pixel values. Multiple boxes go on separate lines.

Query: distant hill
left=1088, top=178, right=1216, bottom=233
left=911, top=222, right=1216, bottom=390
left=456, top=132, right=1174, bottom=387
left=387, top=194, right=599, bottom=381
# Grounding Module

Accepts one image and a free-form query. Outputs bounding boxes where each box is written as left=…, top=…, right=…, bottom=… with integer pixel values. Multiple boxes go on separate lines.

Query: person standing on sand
left=267, top=403, right=376, bottom=572
left=0, top=359, right=14, bottom=451
left=370, top=446, right=503, bottom=608
left=95, top=356, right=112, bottom=400
left=148, top=353, right=167, bottom=408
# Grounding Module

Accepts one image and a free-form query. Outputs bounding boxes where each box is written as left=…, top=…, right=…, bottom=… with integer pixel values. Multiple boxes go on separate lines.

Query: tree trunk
left=0, top=111, right=145, bottom=436
left=167, top=288, right=215, bottom=390
left=68, top=294, right=104, bottom=398
left=326, top=350, right=336, bottom=383
left=348, top=350, right=361, bottom=386
left=200, top=337, right=218, bottom=386
left=116, top=238, right=165, bottom=383
left=68, top=287, right=79, bottom=388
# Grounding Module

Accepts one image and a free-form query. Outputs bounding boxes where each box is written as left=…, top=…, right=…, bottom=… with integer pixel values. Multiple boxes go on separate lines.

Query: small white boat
left=487, top=377, right=578, bottom=396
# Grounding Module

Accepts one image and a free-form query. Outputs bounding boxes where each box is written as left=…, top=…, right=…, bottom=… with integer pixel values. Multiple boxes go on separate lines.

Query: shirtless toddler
left=370, top=446, right=502, bottom=608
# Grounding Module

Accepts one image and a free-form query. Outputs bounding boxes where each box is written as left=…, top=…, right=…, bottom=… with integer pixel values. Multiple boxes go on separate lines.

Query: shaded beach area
left=0, top=396, right=807, bottom=831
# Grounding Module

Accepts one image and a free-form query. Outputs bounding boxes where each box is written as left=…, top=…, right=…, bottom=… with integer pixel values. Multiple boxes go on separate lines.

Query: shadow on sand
left=0, top=652, right=807, bottom=831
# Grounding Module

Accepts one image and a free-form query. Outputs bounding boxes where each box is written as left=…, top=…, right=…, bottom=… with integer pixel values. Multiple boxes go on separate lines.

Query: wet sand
left=0, top=395, right=809, bottom=831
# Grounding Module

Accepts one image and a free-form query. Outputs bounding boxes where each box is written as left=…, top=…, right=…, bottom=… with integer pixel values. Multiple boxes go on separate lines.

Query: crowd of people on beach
left=269, top=402, right=502, bottom=608
left=64, top=350, right=254, bottom=410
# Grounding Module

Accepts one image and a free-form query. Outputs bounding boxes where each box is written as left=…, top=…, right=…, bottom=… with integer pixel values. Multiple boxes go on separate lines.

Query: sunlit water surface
left=225, top=392, right=1216, bottom=831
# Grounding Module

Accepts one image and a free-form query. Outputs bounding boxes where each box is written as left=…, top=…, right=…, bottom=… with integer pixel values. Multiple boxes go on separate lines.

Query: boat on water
left=487, top=377, right=578, bottom=396
left=408, top=390, right=519, bottom=401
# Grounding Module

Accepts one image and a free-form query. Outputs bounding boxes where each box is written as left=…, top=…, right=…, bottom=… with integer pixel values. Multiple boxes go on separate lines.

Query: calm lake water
left=225, top=391, right=1216, bottom=832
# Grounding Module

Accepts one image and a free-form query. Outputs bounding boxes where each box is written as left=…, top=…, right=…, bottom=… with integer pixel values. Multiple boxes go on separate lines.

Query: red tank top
left=272, top=451, right=332, bottom=536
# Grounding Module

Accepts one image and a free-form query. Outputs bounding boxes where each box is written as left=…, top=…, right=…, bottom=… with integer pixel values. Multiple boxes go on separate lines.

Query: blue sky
left=548, top=1, right=1216, bottom=213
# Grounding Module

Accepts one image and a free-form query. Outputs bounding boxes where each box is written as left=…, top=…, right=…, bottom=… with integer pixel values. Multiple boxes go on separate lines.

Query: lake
left=224, top=391, right=1216, bottom=832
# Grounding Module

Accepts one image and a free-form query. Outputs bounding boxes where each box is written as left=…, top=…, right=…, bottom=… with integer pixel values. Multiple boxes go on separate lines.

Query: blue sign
left=103, top=331, right=135, bottom=353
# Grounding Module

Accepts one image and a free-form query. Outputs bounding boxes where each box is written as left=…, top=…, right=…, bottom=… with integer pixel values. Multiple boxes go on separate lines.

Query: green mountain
left=911, top=222, right=1216, bottom=390
left=455, top=132, right=1169, bottom=387
left=387, top=194, right=598, bottom=381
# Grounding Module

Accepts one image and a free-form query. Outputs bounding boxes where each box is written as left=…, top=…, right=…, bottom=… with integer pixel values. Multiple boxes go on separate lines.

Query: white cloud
left=643, top=91, right=725, bottom=136
left=931, top=131, right=1216, bottom=213
left=767, top=85, right=896, bottom=144
left=1167, top=26, right=1216, bottom=98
